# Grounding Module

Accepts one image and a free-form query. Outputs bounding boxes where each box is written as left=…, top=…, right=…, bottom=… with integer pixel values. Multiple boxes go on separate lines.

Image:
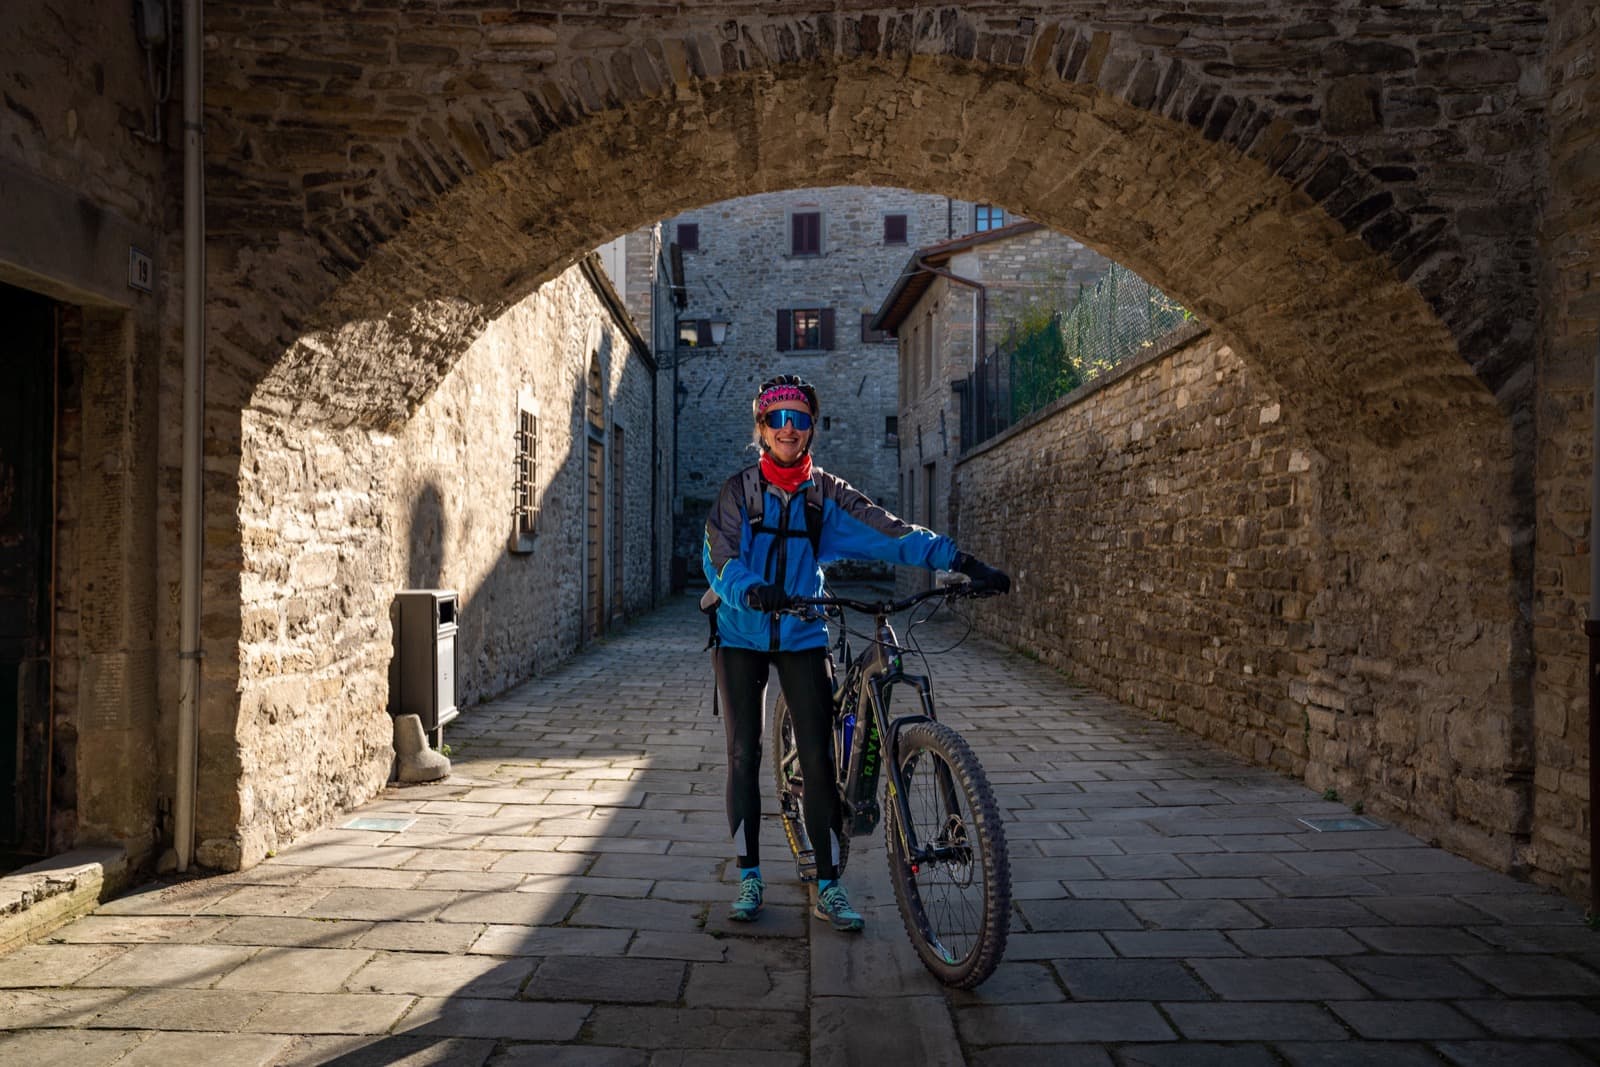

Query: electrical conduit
left=175, top=0, right=205, bottom=872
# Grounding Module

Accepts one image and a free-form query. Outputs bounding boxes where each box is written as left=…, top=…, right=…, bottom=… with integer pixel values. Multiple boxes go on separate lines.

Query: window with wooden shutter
left=587, top=353, right=604, bottom=430
left=793, top=309, right=822, bottom=350
left=884, top=214, right=908, bottom=245
left=677, top=222, right=699, bottom=252
left=779, top=308, right=834, bottom=351
left=791, top=211, right=821, bottom=256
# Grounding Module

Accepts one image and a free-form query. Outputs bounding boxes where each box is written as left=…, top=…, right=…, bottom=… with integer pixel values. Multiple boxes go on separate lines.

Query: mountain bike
left=771, top=581, right=1011, bottom=988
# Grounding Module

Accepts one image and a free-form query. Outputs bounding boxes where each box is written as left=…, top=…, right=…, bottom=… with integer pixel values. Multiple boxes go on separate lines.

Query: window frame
left=511, top=406, right=540, bottom=552
left=776, top=307, right=836, bottom=351
left=974, top=204, right=1006, bottom=232
left=883, top=213, right=908, bottom=245
left=789, top=209, right=822, bottom=257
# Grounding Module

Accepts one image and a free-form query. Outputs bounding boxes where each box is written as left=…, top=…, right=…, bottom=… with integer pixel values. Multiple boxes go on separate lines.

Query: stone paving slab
left=3, top=593, right=1600, bottom=1062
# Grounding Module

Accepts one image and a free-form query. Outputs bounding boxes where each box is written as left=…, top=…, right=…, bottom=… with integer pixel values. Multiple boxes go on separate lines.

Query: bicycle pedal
left=794, top=849, right=818, bottom=883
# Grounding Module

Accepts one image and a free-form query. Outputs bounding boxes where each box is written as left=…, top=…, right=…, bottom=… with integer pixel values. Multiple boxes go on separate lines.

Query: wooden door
left=587, top=437, right=605, bottom=640
left=0, top=284, right=56, bottom=861
left=611, top=426, right=624, bottom=621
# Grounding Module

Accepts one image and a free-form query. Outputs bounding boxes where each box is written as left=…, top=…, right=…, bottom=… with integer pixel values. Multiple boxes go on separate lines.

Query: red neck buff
left=761, top=451, right=813, bottom=494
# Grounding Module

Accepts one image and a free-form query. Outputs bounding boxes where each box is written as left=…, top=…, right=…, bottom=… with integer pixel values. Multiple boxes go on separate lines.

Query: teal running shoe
left=729, top=872, right=764, bottom=921
left=814, top=882, right=865, bottom=932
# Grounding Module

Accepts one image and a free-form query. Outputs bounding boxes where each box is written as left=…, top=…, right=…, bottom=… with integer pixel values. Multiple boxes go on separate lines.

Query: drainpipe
left=175, top=0, right=205, bottom=872
left=1590, top=333, right=1600, bottom=917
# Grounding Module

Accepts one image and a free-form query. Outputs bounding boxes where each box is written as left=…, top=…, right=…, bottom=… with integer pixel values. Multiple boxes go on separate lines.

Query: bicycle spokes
left=887, top=721, right=1009, bottom=988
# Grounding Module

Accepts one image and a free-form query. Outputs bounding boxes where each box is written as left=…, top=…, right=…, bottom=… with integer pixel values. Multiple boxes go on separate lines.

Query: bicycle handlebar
left=782, top=579, right=1002, bottom=618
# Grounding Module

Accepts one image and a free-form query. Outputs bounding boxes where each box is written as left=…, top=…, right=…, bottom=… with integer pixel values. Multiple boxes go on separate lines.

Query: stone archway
left=192, top=8, right=1543, bottom=872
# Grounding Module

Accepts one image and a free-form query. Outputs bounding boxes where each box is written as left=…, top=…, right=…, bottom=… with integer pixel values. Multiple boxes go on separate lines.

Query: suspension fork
left=867, top=668, right=943, bottom=862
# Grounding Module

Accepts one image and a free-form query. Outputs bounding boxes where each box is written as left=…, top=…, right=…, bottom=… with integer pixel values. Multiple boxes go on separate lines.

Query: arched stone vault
left=208, top=7, right=1541, bottom=448
left=195, top=4, right=1547, bottom=870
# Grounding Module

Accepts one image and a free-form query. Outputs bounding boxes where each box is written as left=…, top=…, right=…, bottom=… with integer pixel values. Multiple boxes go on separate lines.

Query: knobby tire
left=885, top=721, right=1010, bottom=989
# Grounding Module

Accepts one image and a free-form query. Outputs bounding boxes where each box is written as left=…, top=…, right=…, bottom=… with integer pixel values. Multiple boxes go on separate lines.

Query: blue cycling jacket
left=702, top=463, right=959, bottom=652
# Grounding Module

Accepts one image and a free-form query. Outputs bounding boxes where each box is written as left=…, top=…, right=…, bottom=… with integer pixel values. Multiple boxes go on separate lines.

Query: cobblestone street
left=2, top=591, right=1599, bottom=1065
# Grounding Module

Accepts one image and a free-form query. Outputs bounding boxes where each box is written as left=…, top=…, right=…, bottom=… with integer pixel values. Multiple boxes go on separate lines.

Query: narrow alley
left=2, top=592, right=1595, bottom=1065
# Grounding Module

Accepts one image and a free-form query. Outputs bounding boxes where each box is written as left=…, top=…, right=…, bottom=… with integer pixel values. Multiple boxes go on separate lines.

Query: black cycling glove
left=954, top=552, right=1012, bottom=594
left=745, top=583, right=789, bottom=613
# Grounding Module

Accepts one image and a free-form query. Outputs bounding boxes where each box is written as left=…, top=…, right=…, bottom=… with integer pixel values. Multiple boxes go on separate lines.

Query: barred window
left=514, top=408, right=539, bottom=545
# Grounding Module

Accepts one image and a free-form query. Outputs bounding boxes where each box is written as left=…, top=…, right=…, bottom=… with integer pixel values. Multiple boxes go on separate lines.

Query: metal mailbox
left=392, top=589, right=459, bottom=733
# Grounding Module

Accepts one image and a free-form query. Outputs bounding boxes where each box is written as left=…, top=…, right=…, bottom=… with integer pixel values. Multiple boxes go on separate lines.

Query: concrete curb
left=0, top=847, right=130, bottom=954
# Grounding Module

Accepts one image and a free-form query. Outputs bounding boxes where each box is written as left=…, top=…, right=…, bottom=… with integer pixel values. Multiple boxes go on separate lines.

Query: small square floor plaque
left=341, top=816, right=417, bottom=833
left=1297, top=815, right=1384, bottom=832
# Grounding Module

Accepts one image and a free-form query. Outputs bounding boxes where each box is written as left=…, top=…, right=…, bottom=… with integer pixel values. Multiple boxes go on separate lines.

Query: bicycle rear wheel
left=771, top=695, right=849, bottom=880
left=885, top=721, right=1009, bottom=988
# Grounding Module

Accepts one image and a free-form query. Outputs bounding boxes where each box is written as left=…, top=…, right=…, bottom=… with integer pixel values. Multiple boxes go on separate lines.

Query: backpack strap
left=803, top=482, right=824, bottom=560
left=745, top=464, right=826, bottom=559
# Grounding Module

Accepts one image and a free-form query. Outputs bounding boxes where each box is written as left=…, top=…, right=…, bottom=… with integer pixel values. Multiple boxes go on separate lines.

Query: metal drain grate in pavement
left=1297, top=815, right=1384, bottom=832
left=341, top=816, right=417, bottom=832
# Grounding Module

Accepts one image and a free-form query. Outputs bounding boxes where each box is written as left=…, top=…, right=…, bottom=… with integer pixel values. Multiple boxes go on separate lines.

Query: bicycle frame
left=794, top=585, right=976, bottom=868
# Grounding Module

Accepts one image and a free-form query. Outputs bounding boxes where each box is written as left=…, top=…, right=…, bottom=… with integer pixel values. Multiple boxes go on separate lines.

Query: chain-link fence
left=960, top=264, right=1193, bottom=452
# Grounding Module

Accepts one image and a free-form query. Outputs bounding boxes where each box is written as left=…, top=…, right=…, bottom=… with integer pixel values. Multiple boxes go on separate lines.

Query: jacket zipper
left=770, top=488, right=791, bottom=652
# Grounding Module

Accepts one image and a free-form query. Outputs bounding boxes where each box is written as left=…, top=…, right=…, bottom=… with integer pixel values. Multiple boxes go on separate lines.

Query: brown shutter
left=697, top=319, right=711, bottom=346
left=776, top=309, right=791, bottom=350
left=820, top=308, right=836, bottom=350
left=677, top=222, right=699, bottom=252
left=884, top=214, right=907, bottom=244
left=792, top=212, right=821, bottom=255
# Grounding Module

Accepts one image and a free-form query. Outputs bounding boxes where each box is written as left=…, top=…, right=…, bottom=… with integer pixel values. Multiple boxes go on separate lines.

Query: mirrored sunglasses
left=763, top=409, right=814, bottom=431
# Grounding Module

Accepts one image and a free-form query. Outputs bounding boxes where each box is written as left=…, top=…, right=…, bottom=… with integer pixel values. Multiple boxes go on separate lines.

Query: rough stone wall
left=895, top=228, right=1112, bottom=562
left=1531, top=2, right=1599, bottom=897
left=670, top=186, right=970, bottom=561
left=957, top=329, right=1529, bottom=873
left=1, top=2, right=165, bottom=226
left=213, top=4, right=1547, bottom=454
left=218, top=263, right=661, bottom=868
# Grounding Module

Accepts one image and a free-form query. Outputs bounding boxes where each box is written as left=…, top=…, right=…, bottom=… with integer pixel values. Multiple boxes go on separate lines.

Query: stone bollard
left=393, top=714, right=451, bottom=783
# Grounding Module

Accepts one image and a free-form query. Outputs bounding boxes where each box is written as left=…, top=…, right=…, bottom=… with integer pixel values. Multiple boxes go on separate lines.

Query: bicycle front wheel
left=885, top=721, right=1010, bottom=988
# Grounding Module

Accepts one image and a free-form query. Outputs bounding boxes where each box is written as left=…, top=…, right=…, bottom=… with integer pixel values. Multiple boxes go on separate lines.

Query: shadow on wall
left=388, top=481, right=446, bottom=708
left=406, top=481, right=447, bottom=589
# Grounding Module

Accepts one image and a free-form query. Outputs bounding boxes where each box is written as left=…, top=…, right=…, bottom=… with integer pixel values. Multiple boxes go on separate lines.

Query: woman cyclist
left=702, top=374, right=1010, bottom=932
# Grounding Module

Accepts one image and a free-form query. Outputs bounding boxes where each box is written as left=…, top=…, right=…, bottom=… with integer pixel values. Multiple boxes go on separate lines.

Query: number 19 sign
left=128, top=247, right=154, bottom=293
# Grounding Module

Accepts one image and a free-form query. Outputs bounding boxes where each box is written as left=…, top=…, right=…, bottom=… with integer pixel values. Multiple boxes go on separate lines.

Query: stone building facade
left=663, top=187, right=998, bottom=567
left=228, top=258, right=666, bottom=868
left=873, top=221, right=1112, bottom=574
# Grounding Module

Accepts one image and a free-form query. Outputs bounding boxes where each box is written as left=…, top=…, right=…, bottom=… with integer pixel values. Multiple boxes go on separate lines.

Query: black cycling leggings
left=715, top=646, right=841, bottom=881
